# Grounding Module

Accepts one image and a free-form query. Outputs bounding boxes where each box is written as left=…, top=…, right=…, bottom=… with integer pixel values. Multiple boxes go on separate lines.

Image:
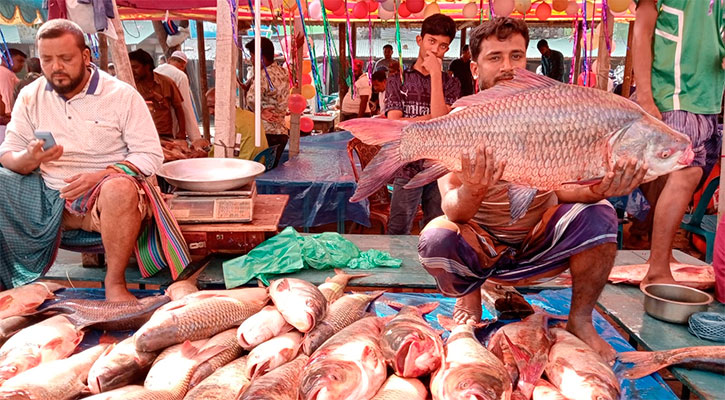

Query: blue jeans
left=388, top=177, right=443, bottom=235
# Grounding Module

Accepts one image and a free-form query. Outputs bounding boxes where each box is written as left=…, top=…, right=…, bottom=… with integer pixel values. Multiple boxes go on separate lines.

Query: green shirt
left=641, top=0, right=725, bottom=114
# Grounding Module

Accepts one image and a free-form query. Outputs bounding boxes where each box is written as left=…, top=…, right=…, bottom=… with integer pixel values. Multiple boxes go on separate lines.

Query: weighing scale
left=168, top=182, right=257, bottom=223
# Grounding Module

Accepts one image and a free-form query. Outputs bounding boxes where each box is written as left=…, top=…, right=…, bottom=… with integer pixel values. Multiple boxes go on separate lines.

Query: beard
left=46, top=69, right=86, bottom=95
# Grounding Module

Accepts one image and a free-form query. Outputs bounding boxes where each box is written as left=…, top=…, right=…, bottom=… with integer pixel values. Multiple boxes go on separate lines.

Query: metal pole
left=254, top=0, right=262, bottom=148
left=196, top=20, right=210, bottom=141
left=622, top=21, right=635, bottom=98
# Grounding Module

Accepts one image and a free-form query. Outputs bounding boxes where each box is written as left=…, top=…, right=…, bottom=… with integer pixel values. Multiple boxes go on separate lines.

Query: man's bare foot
left=567, top=317, right=616, bottom=364
left=640, top=268, right=678, bottom=289
left=105, top=283, right=138, bottom=302
left=453, top=291, right=482, bottom=325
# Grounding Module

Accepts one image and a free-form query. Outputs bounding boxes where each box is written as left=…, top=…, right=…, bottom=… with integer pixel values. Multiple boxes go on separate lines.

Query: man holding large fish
left=341, top=17, right=693, bottom=361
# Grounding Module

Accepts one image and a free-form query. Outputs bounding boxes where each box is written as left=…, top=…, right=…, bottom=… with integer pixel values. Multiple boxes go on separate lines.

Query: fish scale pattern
left=400, top=85, right=642, bottom=190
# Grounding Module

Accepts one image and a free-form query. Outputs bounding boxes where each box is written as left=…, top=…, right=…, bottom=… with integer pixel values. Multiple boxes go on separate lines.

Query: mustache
left=51, top=72, right=70, bottom=79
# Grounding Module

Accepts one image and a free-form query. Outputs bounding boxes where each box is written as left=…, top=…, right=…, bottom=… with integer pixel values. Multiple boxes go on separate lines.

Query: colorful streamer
left=344, top=0, right=356, bottom=98
left=581, top=0, right=588, bottom=86
left=601, top=0, right=611, bottom=53
left=393, top=0, right=404, bottom=84
left=294, top=0, right=324, bottom=109
left=367, top=9, right=373, bottom=83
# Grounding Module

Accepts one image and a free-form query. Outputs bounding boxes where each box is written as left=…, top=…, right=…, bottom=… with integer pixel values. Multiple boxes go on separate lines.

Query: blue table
left=256, top=131, right=370, bottom=233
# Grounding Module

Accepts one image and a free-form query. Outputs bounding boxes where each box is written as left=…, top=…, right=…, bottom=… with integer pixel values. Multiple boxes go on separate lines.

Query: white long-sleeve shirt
left=0, top=67, right=163, bottom=190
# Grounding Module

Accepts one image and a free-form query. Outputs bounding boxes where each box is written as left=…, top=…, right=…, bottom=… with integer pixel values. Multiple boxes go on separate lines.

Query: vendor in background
left=448, top=44, right=474, bottom=96
left=369, top=71, right=388, bottom=116
left=0, top=48, right=26, bottom=115
left=341, top=59, right=371, bottom=121
left=374, top=44, right=397, bottom=74
left=206, top=88, right=268, bottom=161
left=129, top=49, right=186, bottom=142
left=14, top=57, right=42, bottom=101
left=537, top=39, right=565, bottom=82
left=155, top=51, right=207, bottom=151
left=241, top=37, right=289, bottom=169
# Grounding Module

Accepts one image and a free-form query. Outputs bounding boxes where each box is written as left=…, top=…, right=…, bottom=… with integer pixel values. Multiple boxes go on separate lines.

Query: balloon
left=535, top=2, right=551, bottom=20
left=565, top=0, right=578, bottom=15
left=300, top=117, right=314, bottom=132
left=283, top=0, right=297, bottom=10
left=608, top=0, right=630, bottom=13
left=493, top=0, right=514, bottom=17
left=378, top=6, right=395, bottom=19
left=288, top=93, right=307, bottom=114
left=552, top=0, right=568, bottom=12
left=513, top=0, right=531, bottom=14
left=380, top=0, right=396, bottom=12
left=353, top=1, right=369, bottom=18
left=462, top=1, right=478, bottom=18
left=367, top=0, right=378, bottom=12
left=423, top=2, right=440, bottom=17
left=308, top=1, right=322, bottom=18
left=302, top=59, right=312, bottom=75
left=333, top=5, right=347, bottom=16
left=577, top=71, right=597, bottom=88
left=406, top=0, right=424, bottom=13
left=302, top=74, right=312, bottom=85
left=301, top=84, right=317, bottom=99
left=398, top=2, right=411, bottom=17
left=325, top=0, right=343, bottom=11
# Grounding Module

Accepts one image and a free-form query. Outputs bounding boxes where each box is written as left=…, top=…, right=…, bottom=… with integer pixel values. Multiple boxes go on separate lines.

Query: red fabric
left=47, top=0, right=68, bottom=19
left=714, top=216, right=724, bottom=303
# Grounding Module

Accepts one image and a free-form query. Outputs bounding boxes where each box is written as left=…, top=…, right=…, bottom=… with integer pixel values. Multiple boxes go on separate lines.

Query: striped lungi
left=418, top=201, right=618, bottom=297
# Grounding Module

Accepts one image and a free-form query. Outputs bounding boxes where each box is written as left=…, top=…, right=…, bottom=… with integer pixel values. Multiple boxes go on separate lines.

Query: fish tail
left=339, top=118, right=408, bottom=146
left=334, top=268, right=371, bottom=280
left=350, top=144, right=407, bottom=203
left=503, top=332, right=546, bottom=398
left=618, top=351, right=665, bottom=379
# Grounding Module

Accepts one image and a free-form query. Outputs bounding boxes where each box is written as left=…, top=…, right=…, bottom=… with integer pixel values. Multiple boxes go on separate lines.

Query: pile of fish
left=0, top=275, right=719, bottom=400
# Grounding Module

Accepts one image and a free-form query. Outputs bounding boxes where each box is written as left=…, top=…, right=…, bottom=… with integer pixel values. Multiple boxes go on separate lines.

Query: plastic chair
left=253, top=144, right=280, bottom=171
left=681, top=177, right=719, bottom=263
left=347, top=138, right=390, bottom=233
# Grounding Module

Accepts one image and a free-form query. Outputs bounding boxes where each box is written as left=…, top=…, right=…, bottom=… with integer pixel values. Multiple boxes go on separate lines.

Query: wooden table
left=596, top=250, right=725, bottom=400
left=180, top=194, right=288, bottom=258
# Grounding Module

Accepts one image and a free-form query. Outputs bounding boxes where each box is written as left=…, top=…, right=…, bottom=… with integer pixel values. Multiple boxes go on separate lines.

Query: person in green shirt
left=633, top=0, right=724, bottom=286
left=206, top=88, right=269, bottom=161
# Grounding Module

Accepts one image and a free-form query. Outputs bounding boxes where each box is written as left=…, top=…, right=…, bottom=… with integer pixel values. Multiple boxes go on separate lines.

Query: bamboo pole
left=288, top=35, right=303, bottom=158
left=196, top=20, right=210, bottom=141
left=107, top=0, right=135, bottom=88
left=98, top=34, right=108, bottom=72
left=595, top=9, right=613, bottom=91
left=214, top=0, right=238, bottom=158
left=338, top=23, right=348, bottom=101
left=622, top=21, right=635, bottom=98
left=573, top=21, right=583, bottom=84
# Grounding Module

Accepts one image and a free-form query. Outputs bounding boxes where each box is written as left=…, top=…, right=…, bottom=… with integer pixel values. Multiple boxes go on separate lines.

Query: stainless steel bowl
left=157, top=158, right=266, bottom=192
left=642, top=283, right=713, bottom=324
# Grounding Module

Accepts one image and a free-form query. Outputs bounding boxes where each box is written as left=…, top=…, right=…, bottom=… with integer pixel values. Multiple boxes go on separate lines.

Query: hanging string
left=319, top=0, right=341, bottom=100
left=588, top=0, right=595, bottom=76
left=601, top=0, right=611, bottom=53
left=480, top=0, right=485, bottom=23
left=367, top=9, right=373, bottom=83
left=294, top=0, right=324, bottom=110
left=245, top=0, right=275, bottom=90
left=489, top=0, right=495, bottom=17
left=343, top=0, right=356, bottom=98
left=275, top=0, right=296, bottom=88
left=393, top=0, right=404, bottom=84
left=87, top=34, right=100, bottom=60
left=228, top=0, right=240, bottom=48
left=569, top=15, right=580, bottom=84
left=0, top=28, right=11, bottom=70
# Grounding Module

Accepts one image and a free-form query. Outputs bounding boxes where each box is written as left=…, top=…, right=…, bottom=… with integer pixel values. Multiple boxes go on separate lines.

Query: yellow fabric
left=235, top=108, right=268, bottom=161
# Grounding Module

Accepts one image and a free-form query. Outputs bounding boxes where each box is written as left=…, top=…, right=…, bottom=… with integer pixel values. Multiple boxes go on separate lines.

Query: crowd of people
left=0, top=0, right=721, bottom=363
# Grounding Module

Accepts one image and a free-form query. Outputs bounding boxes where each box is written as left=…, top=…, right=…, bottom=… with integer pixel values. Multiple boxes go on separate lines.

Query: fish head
left=441, top=366, right=510, bottom=400
left=299, top=359, right=362, bottom=400
left=609, top=116, right=692, bottom=180
left=385, top=328, right=442, bottom=377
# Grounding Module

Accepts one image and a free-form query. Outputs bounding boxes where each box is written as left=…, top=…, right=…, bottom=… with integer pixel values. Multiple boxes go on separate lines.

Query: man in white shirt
left=154, top=50, right=207, bottom=149
left=0, top=19, right=163, bottom=301
left=341, top=59, right=372, bottom=121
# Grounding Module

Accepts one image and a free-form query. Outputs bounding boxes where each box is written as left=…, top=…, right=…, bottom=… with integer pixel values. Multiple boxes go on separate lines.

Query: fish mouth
left=677, top=146, right=694, bottom=166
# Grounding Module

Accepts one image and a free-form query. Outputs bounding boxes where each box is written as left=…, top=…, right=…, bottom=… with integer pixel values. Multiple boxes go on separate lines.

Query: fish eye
left=659, top=150, right=671, bottom=159
left=457, top=381, right=469, bottom=389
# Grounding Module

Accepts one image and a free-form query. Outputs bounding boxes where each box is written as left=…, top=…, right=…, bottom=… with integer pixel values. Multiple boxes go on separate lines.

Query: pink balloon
left=308, top=1, right=322, bottom=19
left=406, top=0, right=424, bottom=13
left=288, top=93, right=307, bottom=114
left=300, top=117, right=314, bottom=132
left=398, top=2, right=411, bottom=17
left=325, top=0, right=343, bottom=11
left=535, top=2, right=551, bottom=20
left=353, top=1, right=369, bottom=18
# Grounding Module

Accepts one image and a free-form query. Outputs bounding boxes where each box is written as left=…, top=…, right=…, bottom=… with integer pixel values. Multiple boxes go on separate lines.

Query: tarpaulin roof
left=0, top=0, right=45, bottom=26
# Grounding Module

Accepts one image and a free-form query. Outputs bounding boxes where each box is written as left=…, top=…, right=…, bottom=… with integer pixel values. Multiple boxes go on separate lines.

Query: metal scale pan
left=157, top=158, right=266, bottom=192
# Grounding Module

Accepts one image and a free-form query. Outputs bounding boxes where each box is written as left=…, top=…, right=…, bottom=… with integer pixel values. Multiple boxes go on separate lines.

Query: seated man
left=206, top=88, right=268, bottom=161
left=417, top=18, right=647, bottom=361
left=0, top=19, right=164, bottom=301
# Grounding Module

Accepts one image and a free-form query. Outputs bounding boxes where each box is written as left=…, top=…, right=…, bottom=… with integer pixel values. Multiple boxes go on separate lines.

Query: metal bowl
left=157, top=158, right=266, bottom=192
left=642, top=283, right=713, bottom=324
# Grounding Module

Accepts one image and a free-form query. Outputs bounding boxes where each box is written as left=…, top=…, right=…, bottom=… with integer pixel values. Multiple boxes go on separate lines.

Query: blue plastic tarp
left=256, top=131, right=370, bottom=229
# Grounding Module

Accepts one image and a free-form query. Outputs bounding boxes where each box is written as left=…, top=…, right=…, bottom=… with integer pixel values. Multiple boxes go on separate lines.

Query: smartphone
left=34, top=130, right=56, bottom=151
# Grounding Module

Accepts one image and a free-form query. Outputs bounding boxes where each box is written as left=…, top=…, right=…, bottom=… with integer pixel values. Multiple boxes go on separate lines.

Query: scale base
left=169, top=182, right=256, bottom=223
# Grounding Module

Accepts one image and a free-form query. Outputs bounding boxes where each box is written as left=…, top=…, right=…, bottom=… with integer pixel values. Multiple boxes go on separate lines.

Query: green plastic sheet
left=222, top=227, right=402, bottom=288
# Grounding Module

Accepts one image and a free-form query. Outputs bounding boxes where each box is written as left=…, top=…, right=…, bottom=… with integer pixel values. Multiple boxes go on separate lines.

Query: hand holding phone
left=34, top=131, right=57, bottom=151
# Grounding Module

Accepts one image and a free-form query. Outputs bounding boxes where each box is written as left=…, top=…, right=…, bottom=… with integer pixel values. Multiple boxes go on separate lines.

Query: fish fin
left=194, top=345, right=228, bottom=364
left=366, top=290, right=386, bottom=303
left=329, top=268, right=370, bottom=282
left=44, top=337, right=65, bottom=351
left=382, top=300, right=406, bottom=311
left=503, top=332, right=546, bottom=397
left=617, top=351, right=664, bottom=379
left=561, top=177, right=604, bottom=186
left=452, top=68, right=560, bottom=108
left=250, top=359, right=271, bottom=379
left=180, top=340, right=200, bottom=359
left=0, top=296, right=12, bottom=311
left=403, top=163, right=450, bottom=189
left=508, top=185, right=537, bottom=225
left=416, top=301, right=440, bottom=315
left=350, top=144, right=407, bottom=203
left=339, top=118, right=408, bottom=146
